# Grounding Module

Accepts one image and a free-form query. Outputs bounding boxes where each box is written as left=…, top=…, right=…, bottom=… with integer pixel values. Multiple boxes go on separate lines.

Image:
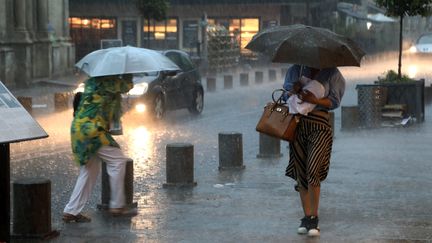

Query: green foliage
left=135, top=0, right=169, bottom=21
left=377, top=70, right=415, bottom=83
left=374, top=0, right=432, bottom=17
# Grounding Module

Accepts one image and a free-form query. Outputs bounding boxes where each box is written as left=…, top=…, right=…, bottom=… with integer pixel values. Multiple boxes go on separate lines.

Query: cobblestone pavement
left=7, top=65, right=432, bottom=242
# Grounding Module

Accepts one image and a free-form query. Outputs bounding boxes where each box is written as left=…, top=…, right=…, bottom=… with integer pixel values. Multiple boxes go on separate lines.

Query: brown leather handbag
left=256, top=89, right=300, bottom=142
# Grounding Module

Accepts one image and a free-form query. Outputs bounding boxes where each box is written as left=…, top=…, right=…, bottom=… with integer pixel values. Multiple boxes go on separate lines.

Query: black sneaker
left=297, top=216, right=309, bottom=234
left=307, top=216, right=320, bottom=237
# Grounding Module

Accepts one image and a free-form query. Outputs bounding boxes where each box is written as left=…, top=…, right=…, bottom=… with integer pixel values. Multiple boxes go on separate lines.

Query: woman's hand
left=292, top=81, right=302, bottom=93
left=297, top=90, right=318, bottom=104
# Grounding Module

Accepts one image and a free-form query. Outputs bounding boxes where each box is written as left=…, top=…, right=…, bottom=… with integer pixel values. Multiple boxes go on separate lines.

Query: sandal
left=62, top=213, right=91, bottom=223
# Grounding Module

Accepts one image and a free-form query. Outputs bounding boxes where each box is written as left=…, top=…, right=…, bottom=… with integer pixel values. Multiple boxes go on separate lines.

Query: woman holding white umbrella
left=63, top=74, right=135, bottom=222
left=63, top=46, right=180, bottom=222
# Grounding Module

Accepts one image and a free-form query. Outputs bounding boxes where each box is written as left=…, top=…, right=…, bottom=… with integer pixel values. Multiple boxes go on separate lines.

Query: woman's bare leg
left=299, top=187, right=311, bottom=216
left=309, top=185, right=320, bottom=217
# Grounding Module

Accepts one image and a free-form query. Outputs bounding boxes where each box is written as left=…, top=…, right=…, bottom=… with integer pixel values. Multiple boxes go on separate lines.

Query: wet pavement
left=6, top=64, right=432, bottom=242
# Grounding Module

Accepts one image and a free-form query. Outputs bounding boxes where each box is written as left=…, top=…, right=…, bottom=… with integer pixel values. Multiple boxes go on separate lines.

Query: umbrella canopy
left=245, top=24, right=366, bottom=69
left=75, top=46, right=180, bottom=77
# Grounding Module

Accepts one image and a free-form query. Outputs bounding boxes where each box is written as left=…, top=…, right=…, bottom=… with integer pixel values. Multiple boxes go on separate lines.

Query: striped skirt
left=285, top=111, right=333, bottom=191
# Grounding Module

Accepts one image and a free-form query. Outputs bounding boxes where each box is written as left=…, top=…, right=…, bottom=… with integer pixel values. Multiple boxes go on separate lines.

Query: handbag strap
left=271, top=88, right=288, bottom=106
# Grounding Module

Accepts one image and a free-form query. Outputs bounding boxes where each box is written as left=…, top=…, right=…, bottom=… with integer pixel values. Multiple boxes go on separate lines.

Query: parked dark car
left=123, top=49, right=204, bottom=120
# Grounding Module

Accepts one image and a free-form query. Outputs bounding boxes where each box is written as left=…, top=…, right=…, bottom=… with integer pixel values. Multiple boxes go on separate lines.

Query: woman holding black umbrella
left=283, top=64, right=345, bottom=237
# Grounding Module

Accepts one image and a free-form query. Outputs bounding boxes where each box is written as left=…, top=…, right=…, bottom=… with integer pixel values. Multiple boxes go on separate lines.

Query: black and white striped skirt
left=285, top=111, right=333, bottom=191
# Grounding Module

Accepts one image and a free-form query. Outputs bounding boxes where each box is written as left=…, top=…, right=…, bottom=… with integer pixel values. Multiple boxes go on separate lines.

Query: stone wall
left=0, top=0, right=74, bottom=88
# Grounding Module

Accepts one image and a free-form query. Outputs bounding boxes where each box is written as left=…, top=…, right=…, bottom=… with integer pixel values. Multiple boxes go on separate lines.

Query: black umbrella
left=245, top=24, right=366, bottom=69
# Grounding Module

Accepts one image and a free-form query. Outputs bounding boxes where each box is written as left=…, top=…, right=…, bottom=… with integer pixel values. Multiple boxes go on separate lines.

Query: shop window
left=68, top=17, right=115, bottom=30
left=208, top=17, right=259, bottom=53
left=68, top=17, right=117, bottom=60
left=240, top=18, right=259, bottom=50
left=142, top=18, right=178, bottom=49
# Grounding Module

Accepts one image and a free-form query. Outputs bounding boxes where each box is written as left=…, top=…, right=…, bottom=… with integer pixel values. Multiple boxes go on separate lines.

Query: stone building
left=0, top=0, right=74, bottom=88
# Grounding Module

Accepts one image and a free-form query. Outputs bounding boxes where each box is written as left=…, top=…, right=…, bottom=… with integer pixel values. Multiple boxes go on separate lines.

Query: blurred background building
left=1, top=0, right=432, bottom=87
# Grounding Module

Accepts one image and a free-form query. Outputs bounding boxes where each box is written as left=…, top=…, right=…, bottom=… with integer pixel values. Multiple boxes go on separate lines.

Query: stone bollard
left=164, top=143, right=197, bottom=187
left=54, top=92, right=70, bottom=112
left=98, top=159, right=137, bottom=210
left=255, top=71, right=263, bottom=84
left=17, top=96, right=32, bottom=114
left=223, top=75, right=233, bottom=89
left=240, top=73, right=249, bottom=86
left=12, top=178, right=58, bottom=239
left=257, top=133, right=283, bottom=158
left=218, top=132, right=245, bottom=170
left=341, top=106, right=360, bottom=131
left=268, top=69, right=277, bottom=82
left=206, top=77, right=216, bottom=92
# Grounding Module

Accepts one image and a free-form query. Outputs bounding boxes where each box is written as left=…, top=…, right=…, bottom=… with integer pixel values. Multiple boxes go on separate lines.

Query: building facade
left=0, top=0, right=74, bottom=88
left=69, top=0, right=337, bottom=61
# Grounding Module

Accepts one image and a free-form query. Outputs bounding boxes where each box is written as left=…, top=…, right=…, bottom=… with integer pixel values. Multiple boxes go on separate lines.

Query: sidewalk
left=40, top=121, right=432, bottom=242
left=8, top=74, right=432, bottom=243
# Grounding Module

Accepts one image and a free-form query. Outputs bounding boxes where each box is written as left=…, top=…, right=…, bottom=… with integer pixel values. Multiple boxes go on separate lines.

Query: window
left=69, top=17, right=115, bottom=30
left=143, top=19, right=177, bottom=39
left=142, top=18, right=178, bottom=49
left=208, top=17, right=259, bottom=53
left=68, top=17, right=117, bottom=60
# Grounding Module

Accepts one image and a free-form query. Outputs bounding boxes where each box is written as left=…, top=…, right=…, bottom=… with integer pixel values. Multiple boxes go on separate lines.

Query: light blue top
left=283, top=64, right=346, bottom=110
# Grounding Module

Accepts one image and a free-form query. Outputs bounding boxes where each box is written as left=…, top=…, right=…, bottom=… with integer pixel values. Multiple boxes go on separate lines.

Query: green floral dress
left=71, top=75, right=133, bottom=165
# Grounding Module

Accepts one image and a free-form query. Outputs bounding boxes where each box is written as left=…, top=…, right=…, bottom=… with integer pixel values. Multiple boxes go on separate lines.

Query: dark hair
left=73, top=92, right=82, bottom=117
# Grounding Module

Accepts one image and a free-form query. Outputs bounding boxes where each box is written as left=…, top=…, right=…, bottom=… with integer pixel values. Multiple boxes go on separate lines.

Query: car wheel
left=188, top=88, right=204, bottom=115
left=152, top=93, right=165, bottom=120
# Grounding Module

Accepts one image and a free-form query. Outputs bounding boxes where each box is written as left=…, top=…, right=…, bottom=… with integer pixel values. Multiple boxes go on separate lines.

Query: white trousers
left=64, top=146, right=129, bottom=215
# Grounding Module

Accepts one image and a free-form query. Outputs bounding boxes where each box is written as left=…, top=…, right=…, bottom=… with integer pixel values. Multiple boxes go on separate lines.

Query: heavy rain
left=2, top=0, right=432, bottom=242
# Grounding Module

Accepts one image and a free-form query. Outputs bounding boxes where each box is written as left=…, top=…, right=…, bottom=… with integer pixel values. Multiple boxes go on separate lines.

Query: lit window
left=82, top=19, right=91, bottom=28
left=92, top=19, right=100, bottom=29
left=240, top=18, right=259, bottom=49
left=69, top=17, right=115, bottom=30
left=101, top=19, right=115, bottom=29
left=142, top=18, right=177, bottom=40
left=167, top=19, right=177, bottom=33
left=69, top=17, right=82, bottom=28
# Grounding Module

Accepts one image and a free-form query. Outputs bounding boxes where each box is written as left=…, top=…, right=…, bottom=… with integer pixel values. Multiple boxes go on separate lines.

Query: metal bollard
left=206, top=77, right=216, bottom=92
left=255, top=71, right=263, bottom=84
left=224, top=75, right=233, bottom=89
left=17, top=96, right=32, bottom=114
left=98, top=159, right=137, bottom=210
left=218, top=132, right=245, bottom=170
left=12, top=178, right=58, bottom=239
left=240, top=73, right=249, bottom=86
left=164, top=143, right=197, bottom=187
left=257, top=133, right=283, bottom=158
left=341, top=106, right=360, bottom=131
left=268, top=69, right=277, bottom=82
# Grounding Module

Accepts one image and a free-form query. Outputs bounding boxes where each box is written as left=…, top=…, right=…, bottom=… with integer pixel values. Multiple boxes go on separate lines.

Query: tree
left=135, top=0, right=169, bottom=48
left=374, top=0, right=432, bottom=79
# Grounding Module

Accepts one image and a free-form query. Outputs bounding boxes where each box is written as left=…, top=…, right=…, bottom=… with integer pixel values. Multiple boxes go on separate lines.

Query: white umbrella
left=75, top=46, right=180, bottom=77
